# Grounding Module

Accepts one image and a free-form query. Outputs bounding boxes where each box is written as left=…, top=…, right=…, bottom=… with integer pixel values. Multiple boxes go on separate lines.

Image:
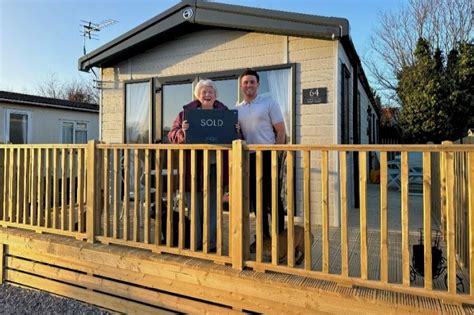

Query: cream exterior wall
left=100, top=29, right=365, bottom=226
left=0, top=102, right=99, bottom=144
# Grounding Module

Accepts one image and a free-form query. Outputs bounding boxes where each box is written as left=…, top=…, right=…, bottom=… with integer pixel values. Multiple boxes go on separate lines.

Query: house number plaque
left=303, top=87, right=327, bottom=104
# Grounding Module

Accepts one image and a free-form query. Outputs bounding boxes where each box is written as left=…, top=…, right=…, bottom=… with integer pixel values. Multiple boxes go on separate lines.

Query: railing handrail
left=0, top=144, right=87, bottom=149
left=96, top=143, right=232, bottom=150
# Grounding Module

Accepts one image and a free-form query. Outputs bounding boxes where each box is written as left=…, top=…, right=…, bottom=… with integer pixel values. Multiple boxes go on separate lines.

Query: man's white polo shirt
left=236, top=95, right=284, bottom=145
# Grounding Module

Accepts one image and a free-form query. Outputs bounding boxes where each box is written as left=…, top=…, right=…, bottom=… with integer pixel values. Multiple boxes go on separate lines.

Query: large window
left=157, top=65, right=294, bottom=143
left=125, top=80, right=152, bottom=144
left=5, top=109, right=31, bottom=144
left=61, top=121, right=88, bottom=144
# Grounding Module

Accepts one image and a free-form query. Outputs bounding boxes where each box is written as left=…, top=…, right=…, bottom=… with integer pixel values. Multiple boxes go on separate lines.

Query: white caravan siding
left=0, top=102, right=99, bottom=144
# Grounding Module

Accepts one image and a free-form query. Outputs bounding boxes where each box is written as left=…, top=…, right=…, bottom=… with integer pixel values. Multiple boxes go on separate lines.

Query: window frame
left=5, top=109, right=32, bottom=144
left=340, top=64, right=351, bottom=144
left=154, top=63, right=296, bottom=144
left=60, top=120, right=89, bottom=144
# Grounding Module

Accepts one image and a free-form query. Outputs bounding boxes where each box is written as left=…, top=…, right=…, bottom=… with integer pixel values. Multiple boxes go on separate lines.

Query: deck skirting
left=1, top=227, right=472, bottom=314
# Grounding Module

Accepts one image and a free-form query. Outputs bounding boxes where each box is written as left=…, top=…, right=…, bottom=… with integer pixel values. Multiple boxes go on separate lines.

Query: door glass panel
left=125, top=82, right=150, bottom=144
left=162, top=83, right=193, bottom=143
left=9, top=113, right=28, bottom=144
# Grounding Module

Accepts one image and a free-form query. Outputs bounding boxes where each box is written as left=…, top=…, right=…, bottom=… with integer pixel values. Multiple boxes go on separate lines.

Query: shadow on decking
left=108, top=184, right=470, bottom=294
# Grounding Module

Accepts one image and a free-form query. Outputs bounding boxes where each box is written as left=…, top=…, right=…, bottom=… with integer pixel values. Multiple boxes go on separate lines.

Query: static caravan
left=0, top=91, right=99, bottom=144
left=79, top=0, right=380, bottom=226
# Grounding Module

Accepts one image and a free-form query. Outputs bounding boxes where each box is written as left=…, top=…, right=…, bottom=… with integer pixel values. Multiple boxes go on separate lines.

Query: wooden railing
left=1, top=140, right=473, bottom=304
left=90, top=143, right=233, bottom=265
left=0, top=145, right=87, bottom=239
left=230, top=141, right=473, bottom=304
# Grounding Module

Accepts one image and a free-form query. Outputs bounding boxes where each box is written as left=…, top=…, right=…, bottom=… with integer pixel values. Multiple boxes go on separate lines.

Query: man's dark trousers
left=248, top=151, right=285, bottom=238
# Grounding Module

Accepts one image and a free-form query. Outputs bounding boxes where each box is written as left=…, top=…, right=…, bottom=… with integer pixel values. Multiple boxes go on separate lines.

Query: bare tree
left=36, top=74, right=98, bottom=104
left=36, top=73, right=65, bottom=100
left=365, top=0, right=473, bottom=104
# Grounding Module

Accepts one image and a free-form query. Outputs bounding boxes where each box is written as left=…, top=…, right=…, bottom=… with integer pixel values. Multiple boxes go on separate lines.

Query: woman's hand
left=182, top=120, right=189, bottom=131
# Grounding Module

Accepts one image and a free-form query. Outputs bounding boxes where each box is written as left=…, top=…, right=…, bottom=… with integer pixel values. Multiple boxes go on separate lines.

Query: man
left=236, top=68, right=286, bottom=245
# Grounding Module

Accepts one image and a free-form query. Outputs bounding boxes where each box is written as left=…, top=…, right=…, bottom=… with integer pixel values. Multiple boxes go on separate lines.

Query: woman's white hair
left=194, top=79, right=218, bottom=99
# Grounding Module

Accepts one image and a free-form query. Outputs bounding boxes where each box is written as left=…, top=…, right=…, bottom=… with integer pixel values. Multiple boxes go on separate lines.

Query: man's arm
left=273, top=122, right=286, bottom=144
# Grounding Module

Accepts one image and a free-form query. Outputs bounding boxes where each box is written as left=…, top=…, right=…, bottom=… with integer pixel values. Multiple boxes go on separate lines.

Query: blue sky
left=0, top=0, right=406, bottom=94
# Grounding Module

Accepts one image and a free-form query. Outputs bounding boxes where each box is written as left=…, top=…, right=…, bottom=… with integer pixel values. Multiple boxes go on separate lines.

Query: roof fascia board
left=195, top=0, right=348, bottom=36
left=194, top=8, right=341, bottom=40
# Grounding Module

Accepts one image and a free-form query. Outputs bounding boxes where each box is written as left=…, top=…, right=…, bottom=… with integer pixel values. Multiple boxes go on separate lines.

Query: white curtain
left=266, top=69, right=290, bottom=136
left=125, top=82, right=150, bottom=195
left=126, top=82, right=150, bottom=144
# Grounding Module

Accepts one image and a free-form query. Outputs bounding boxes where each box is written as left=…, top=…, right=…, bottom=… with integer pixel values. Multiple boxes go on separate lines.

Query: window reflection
left=9, top=113, right=29, bottom=144
left=213, top=78, right=238, bottom=109
left=162, top=83, right=193, bottom=143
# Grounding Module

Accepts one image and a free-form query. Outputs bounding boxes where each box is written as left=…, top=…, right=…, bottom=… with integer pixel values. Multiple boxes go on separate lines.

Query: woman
left=168, top=79, right=229, bottom=252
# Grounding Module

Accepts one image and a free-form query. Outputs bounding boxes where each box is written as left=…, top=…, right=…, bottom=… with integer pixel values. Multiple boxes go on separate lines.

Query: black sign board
left=185, top=109, right=239, bottom=144
left=302, top=87, right=327, bottom=104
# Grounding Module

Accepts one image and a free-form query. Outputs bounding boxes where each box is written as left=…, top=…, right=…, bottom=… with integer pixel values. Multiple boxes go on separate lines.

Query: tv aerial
left=80, top=19, right=117, bottom=55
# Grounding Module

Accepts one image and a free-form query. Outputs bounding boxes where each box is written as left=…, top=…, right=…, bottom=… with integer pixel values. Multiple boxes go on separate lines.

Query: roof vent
left=182, top=7, right=194, bottom=20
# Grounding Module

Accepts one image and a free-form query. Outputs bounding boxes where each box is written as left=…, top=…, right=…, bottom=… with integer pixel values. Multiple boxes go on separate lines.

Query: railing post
left=86, top=140, right=99, bottom=243
left=231, top=140, right=248, bottom=270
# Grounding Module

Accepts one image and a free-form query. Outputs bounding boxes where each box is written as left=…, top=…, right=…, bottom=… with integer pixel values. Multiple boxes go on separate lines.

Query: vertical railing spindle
left=359, top=151, right=368, bottom=280
left=69, top=148, right=75, bottom=231
left=423, top=152, right=432, bottom=289
left=144, top=149, right=150, bottom=244
left=216, top=150, right=223, bottom=256
left=178, top=149, right=186, bottom=250
left=303, top=150, right=312, bottom=271
left=287, top=151, right=295, bottom=268
left=445, top=147, right=456, bottom=293
left=190, top=150, right=196, bottom=251
left=256, top=150, right=263, bottom=263
left=380, top=151, right=388, bottom=283
left=166, top=149, right=174, bottom=247
left=401, top=151, right=410, bottom=286
left=322, top=150, right=329, bottom=273
left=133, top=149, right=140, bottom=242
left=103, top=149, right=109, bottom=236
left=271, top=150, right=278, bottom=265
left=339, top=151, right=348, bottom=277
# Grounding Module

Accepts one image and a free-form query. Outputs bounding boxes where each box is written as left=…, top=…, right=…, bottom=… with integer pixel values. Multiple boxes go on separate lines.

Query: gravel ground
left=0, top=283, right=110, bottom=314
